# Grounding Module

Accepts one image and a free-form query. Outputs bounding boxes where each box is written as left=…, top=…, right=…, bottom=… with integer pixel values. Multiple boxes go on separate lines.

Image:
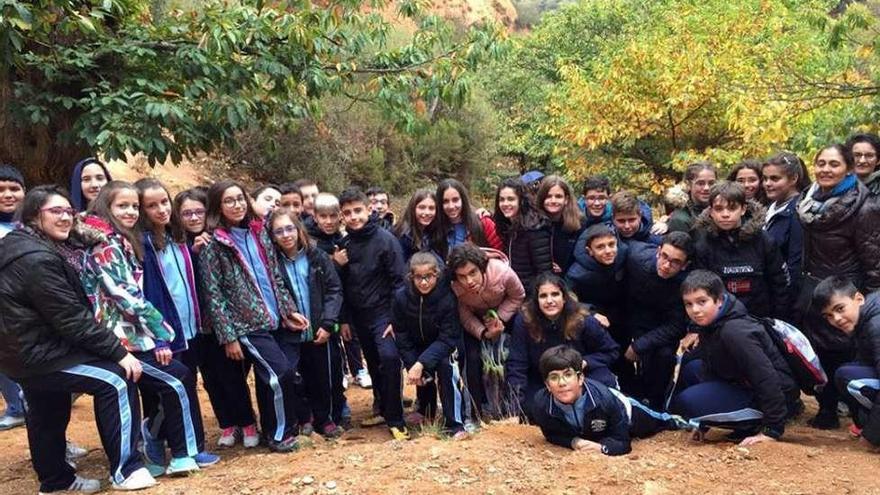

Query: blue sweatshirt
left=230, top=227, right=280, bottom=328
left=158, top=243, right=198, bottom=341
left=280, top=249, right=312, bottom=325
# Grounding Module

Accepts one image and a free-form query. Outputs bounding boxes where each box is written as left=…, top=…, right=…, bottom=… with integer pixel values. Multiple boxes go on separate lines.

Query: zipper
left=418, top=296, right=426, bottom=342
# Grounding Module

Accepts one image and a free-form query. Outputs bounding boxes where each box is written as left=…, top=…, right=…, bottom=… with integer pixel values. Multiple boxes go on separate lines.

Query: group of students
left=1, top=133, right=880, bottom=493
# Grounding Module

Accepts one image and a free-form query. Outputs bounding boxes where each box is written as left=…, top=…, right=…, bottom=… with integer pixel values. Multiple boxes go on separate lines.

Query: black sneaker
left=807, top=410, right=840, bottom=430
left=266, top=435, right=300, bottom=453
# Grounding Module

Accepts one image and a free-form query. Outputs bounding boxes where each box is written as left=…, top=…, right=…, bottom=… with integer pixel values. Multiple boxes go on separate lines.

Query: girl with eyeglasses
left=268, top=207, right=345, bottom=439
left=844, top=133, right=880, bottom=185
left=667, top=162, right=717, bottom=233
left=77, top=181, right=216, bottom=476
left=198, top=179, right=309, bottom=452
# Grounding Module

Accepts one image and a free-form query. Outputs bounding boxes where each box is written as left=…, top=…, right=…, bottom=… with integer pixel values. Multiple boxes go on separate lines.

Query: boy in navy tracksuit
left=532, top=346, right=689, bottom=455
left=813, top=276, right=880, bottom=448
left=337, top=187, right=408, bottom=439
left=392, top=252, right=467, bottom=437
left=611, top=191, right=660, bottom=246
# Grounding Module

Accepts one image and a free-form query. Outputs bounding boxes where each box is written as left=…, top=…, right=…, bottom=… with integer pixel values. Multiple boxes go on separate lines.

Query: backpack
left=760, top=317, right=828, bottom=395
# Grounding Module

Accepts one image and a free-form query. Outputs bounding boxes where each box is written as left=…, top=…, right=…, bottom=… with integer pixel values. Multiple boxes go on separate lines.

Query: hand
left=475, top=207, right=491, bottom=219
left=650, top=221, right=669, bottom=236
left=573, top=438, right=602, bottom=452
left=192, top=232, right=211, bottom=254
left=225, top=341, right=245, bottom=361
left=154, top=347, right=172, bottom=366
left=483, top=313, right=504, bottom=333
left=332, top=247, right=349, bottom=267
left=593, top=313, right=610, bottom=328
left=117, top=353, right=142, bottom=382
left=738, top=433, right=776, bottom=447
left=680, top=333, right=700, bottom=351
left=552, top=262, right=562, bottom=274
left=484, top=325, right=503, bottom=341
left=314, top=328, right=331, bottom=345
left=624, top=345, right=639, bottom=362
left=406, top=362, right=425, bottom=386
left=340, top=323, right=352, bottom=341
left=284, top=312, right=310, bottom=331
left=382, top=324, right=395, bottom=339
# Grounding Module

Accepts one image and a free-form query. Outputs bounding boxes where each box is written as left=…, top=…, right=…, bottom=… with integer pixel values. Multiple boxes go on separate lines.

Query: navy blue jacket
left=141, top=232, right=196, bottom=353
left=276, top=246, right=343, bottom=343
left=851, top=293, right=880, bottom=445
left=547, top=219, right=585, bottom=275
left=565, top=231, right=628, bottom=322
left=339, top=218, right=405, bottom=320
left=506, top=309, right=619, bottom=404
left=391, top=275, right=461, bottom=372
left=532, top=380, right=633, bottom=455
left=763, top=196, right=803, bottom=297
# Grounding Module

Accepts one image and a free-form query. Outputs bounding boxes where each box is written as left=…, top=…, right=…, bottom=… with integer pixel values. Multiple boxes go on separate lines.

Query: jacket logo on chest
left=721, top=265, right=754, bottom=275
left=590, top=419, right=607, bottom=432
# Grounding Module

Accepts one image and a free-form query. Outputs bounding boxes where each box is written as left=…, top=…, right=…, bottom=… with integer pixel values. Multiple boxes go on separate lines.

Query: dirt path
left=0, top=383, right=877, bottom=495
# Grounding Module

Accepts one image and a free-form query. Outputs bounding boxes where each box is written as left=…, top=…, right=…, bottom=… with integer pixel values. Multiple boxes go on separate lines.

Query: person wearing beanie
left=69, top=157, right=112, bottom=212
left=0, top=163, right=25, bottom=239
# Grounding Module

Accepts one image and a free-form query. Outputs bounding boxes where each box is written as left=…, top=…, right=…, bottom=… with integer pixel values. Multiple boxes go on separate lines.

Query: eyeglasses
left=585, top=195, right=607, bottom=203
left=222, top=195, right=247, bottom=207
left=181, top=208, right=206, bottom=219
left=853, top=152, right=877, bottom=160
left=413, top=273, right=437, bottom=283
left=658, top=251, right=686, bottom=268
left=272, top=225, right=297, bottom=237
left=546, top=369, right=580, bottom=385
left=41, top=206, right=76, bottom=218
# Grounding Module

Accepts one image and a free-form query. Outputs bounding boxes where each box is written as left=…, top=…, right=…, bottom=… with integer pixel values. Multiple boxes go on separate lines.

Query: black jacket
left=691, top=295, right=799, bottom=437
left=851, top=293, right=880, bottom=445
left=391, top=275, right=461, bottom=372
left=339, top=218, right=406, bottom=319
left=693, top=201, right=791, bottom=320
left=532, top=381, right=633, bottom=455
left=503, top=225, right=553, bottom=292
left=277, top=246, right=343, bottom=342
left=547, top=219, right=585, bottom=275
left=307, top=225, right=344, bottom=258
left=0, top=229, right=127, bottom=379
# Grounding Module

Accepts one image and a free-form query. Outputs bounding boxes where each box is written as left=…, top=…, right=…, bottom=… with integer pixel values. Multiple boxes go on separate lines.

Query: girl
left=268, top=208, right=345, bottom=438
left=506, top=273, right=619, bottom=419
left=199, top=180, right=308, bottom=452
left=79, top=181, right=216, bottom=475
left=667, top=162, right=717, bottom=233
left=762, top=152, right=809, bottom=300
left=394, top=188, right=438, bottom=262
left=435, top=178, right=503, bottom=258
left=536, top=176, right=585, bottom=274
left=796, top=144, right=880, bottom=429
left=392, top=253, right=467, bottom=438
left=492, top=177, right=552, bottom=292
left=252, top=185, right=282, bottom=219
left=69, top=157, right=112, bottom=212
left=727, top=160, right=766, bottom=204
left=174, top=188, right=211, bottom=253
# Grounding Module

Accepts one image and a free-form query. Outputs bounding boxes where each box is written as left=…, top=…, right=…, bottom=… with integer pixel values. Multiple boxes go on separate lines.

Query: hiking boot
left=389, top=426, right=410, bottom=441
left=39, top=475, right=101, bottom=494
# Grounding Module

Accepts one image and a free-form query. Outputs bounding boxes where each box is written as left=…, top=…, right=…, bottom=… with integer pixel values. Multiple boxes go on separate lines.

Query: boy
left=611, top=190, right=660, bottom=246
left=278, top=183, right=304, bottom=217
left=578, top=176, right=612, bottom=227
left=366, top=186, right=395, bottom=231
left=671, top=270, right=800, bottom=446
left=692, top=181, right=790, bottom=320
left=294, top=179, right=320, bottom=218
left=532, top=346, right=689, bottom=455
left=337, top=187, right=408, bottom=439
left=813, top=276, right=880, bottom=449
left=0, top=164, right=26, bottom=431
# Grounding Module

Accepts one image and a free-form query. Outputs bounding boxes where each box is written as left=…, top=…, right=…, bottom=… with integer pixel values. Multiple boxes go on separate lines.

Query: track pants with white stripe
left=835, top=364, right=879, bottom=433
left=670, top=359, right=766, bottom=431
left=19, top=361, right=143, bottom=493
left=415, top=351, right=466, bottom=433
left=238, top=330, right=301, bottom=442
left=276, top=334, right=345, bottom=430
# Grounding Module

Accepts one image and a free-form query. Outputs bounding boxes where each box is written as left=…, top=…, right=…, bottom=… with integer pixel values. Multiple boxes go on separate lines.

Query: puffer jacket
left=502, top=224, right=553, bottom=293
left=391, top=273, right=461, bottom=372
left=199, top=218, right=298, bottom=344
left=451, top=257, right=526, bottom=339
left=565, top=231, right=629, bottom=314
left=852, top=292, right=880, bottom=445
left=667, top=202, right=706, bottom=233
left=692, top=201, right=791, bottom=319
left=0, top=228, right=127, bottom=379
left=764, top=195, right=803, bottom=299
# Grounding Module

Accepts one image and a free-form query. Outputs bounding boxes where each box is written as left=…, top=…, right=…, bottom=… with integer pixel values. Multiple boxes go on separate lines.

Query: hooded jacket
left=0, top=229, right=128, bottom=379
left=565, top=231, right=629, bottom=315
left=501, top=220, right=553, bottom=293
left=339, top=217, right=406, bottom=319
left=667, top=202, right=706, bottom=233
left=693, top=201, right=791, bottom=320
left=451, top=257, right=526, bottom=339
left=391, top=273, right=462, bottom=372
left=850, top=292, right=880, bottom=445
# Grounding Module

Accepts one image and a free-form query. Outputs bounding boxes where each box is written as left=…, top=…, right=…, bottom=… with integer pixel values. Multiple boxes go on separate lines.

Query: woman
left=844, top=133, right=880, bottom=184
left=796, top=144, right=880, bottom=429
left=0, top=185, right=153, bottom=492
left=492, top=177, right=552, bottom=292
left=199, top=179, right=308, bottom=452
left=435, top=178, right=502, bottom=258
left=762, top=152, right=810, bottom=300
left=667, top=162, right=717, bottom=233
left=69, top=157, right=112, bottom=212
left=80, top=181, right=217, bottom=474
left=506, top=273, right=619, bottom=418
left=394, top=188, right=438, bottom=262
left=269, top=208, right=345, bottom=438
left=536, top=176, right=585, bottom=274
left=728, top=159, right=766, bottom=204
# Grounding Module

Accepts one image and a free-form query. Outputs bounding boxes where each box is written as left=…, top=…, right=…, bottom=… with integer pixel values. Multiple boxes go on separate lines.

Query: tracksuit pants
left=0, top=371, right=24, bottom=418
left=200, top=333, right=256, bottom=429
left=835, top=364, right=879, bottom=430
left=414, top=351, right=466, bottom=433
left=19, top=361, right=143, bottom=492
left=352, top=312, right=404, bottom=427
left=301, top=338, right=345, bottom=429
left=671, top=359, right=767, bottom=431
left=629, top=343, right=677, bottom=410
left=135, top=352, right=205, bottom=458
left=815, top=348, right=855, bottom=416
left=238, top=330, right=301, bottom=442
left=623, top=393, right=690, bottom=438
left=342, top=332, right=365, bottom=376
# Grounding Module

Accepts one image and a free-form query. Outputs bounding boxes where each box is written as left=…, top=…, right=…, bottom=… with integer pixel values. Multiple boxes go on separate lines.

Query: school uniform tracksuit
left=834, top=293, right=880, bottom=446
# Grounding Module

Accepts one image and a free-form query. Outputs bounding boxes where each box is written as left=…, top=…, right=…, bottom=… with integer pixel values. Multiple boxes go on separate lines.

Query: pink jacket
left=451, top=258, right=525, bottom=339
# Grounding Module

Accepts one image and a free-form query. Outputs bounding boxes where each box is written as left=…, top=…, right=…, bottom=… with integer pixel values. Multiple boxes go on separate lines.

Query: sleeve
left=529, top=227, right=554, bottom=276
left=723, top=328, right=788, bottom=435
left=763, top=233, right=792, bottom=320
left=504, top=314, right=530, bottom=405
left=785, top=215, right=803, bottom=292
left=580, top=316, right=620, bottom=371
left=385, top=235, right=407, bottom=295
left=861, top=325, right=880, bottom=446
left=596, top=390, right=633, bottom=456
left=391, top=293, right=419, bottom=369
left=631, top=318, right=688, bottom=355
left=856, top=204, right=880, bottom=292
left=198, top=245, right=236, bottom=344
left=481, top=216, right=504, bottom=251
left=532, top=391, right=579, bottom=449
left=316, top=251, right=343, bottom=330
left=497, top=264, right=526, bottom=324
left=457, top=293, right=485, bottom=339
left=24, top=256, right=128, bottom=362
left=417, top=294, right=460, bottom=372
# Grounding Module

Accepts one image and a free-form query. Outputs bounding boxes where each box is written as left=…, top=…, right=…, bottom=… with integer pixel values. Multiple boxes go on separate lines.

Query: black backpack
left=760, top=318, right=828, bottom=395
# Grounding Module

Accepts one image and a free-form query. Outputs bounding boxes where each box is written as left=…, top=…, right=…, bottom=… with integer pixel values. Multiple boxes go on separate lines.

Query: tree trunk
left=0, top=72, right=91, bottom=188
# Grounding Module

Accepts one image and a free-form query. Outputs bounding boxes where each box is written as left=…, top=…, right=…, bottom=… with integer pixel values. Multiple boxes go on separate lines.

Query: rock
left=300, top=488, right=315, bottom=495
left=302, top=475, right=314, bottom=485
left=325, top=481, right=337, bottom=490
left=487, top=466, right=498, bottom=473
left=290, top=477, right=301, bottom=485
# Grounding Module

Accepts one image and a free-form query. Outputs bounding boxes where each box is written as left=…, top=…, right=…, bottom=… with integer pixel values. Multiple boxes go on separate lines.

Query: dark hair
left=338, top=186, right=369, bottom=208
left=252, top=184, right=281, bottom=199
left=763, top=152, right=811, bottom=193
left=435, top=178, right=487, bottom=254
left=88, top=181, right=145, bottom=262
left=582, top=175, right=611, bottom=195
left=366, top=186, right=387, bottom=197
left=680, top=269, right=725, bottom=300
left=17, top=185, right=71, bottom=226
left=522, top=273, right=589, bottom=344
left=610, top=190, right=640, bottom=216
left=135, top=178, right=183, bottom=251
left=293, top=178, right=317, bottom=189
left=394, top=188, right=436, bottom=248
left=844, top=133, right=880, bottom=172
left=279, top=182, right=302, bottom=196
left=684, top=161, right=717, bottom=184
left=812, top=276, right=859, bottom=312
left=536, top=175, right=583, bottom=232
left=267, top=206, right=313, bottom=253
left=0, top=163, right=25, bottom=187
left=660, top=231, right=695, bottom=261
left=707, top=181, right=746, bottom=209
left=539, top=345, right=584, bottom=382
left=173, top=187, right=208, bottom=237
left=727, top=159, right=765, bottom=203
left=492, top=177, right=543, bottom=238
left=447, top=242, right=488, bottom=273
left=583, top=224, right=615, bottom=248
left=205, top=179, right=255, bottom=232
left=813, top=143, right=853, bottom=170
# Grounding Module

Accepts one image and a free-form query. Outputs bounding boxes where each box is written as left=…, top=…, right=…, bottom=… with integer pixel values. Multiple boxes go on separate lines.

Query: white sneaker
left=111, top=467, right=157, bottom=491
left=217, top=427, right=237, bottom=448
left=38, top=475, right=101, bottom=494
left=66, top=441, right=88, bottom=460
left=0, top=414, right=25, bottom=430
left=355, top=370, right=373, bottom=389
left=242, top=424, right=260, bottom=448
left=342, top=374, right=350, bottom=390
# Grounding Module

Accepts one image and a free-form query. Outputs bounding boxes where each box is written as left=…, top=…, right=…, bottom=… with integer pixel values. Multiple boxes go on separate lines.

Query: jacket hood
left=69, top=158, right=112, bottom=212
left=572, top=229, right=628, bottom=272
left=68, top=215, right=111, bottom=248
left=694, top=200, right=766, bottom=242
left=691, top=294, right=748, bottom=333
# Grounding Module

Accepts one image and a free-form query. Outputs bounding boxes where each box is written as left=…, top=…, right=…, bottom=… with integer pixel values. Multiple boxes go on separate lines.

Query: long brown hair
left=536, top=175, right=583, bottom=232
left=205, top=179, right=255, bottom=232
left=267, top=207, right=314, bottom=254
left=135, top=178, right=183, bottom=251
left=394, top=188, right=436, bottom=249
left=521, top=273, right=588, bottom=343
left=88, top=180, right=145, bottom=262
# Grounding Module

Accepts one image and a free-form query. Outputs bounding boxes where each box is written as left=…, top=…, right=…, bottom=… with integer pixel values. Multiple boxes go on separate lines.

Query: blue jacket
left=565, top=231, right=629, bottom=316
left=547, top=219, right=585, bottom=274
left=141, top=232, right=199, bottom=353
left=578, top=200, right=613, bottom=228
left=763, top=196, right=803, bottom=297
left=339, top=218, right=406, bottom=320
left=391, top=274, right=462, bottom=373
left=532, top=380, right=633, bottom=455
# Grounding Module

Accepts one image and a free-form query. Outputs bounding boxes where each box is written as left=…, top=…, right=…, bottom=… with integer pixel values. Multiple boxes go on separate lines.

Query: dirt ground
left=1, top=381, right=878, bottom=495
